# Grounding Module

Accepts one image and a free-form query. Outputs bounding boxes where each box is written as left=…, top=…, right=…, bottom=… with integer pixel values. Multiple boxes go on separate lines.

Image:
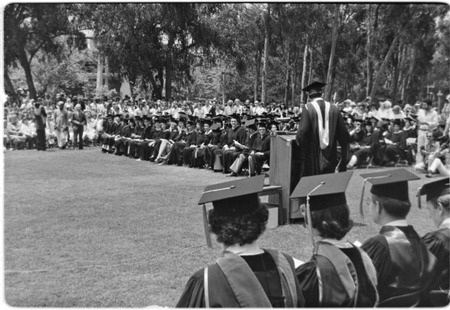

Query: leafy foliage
left=4, top=3, right=450, bottom=104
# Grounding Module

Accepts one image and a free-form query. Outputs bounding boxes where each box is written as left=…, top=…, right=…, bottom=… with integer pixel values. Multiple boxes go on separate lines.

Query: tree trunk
left=261, top=4, right=270, bottom=104
left=366, top=4, right=373, bottom=96
left=308, top=45, right=313, bottom=84
left=291, top=57, right=297, bottom=107
left=104, top=56, right=109, bottom=90
left=165, top=58, right=172, bottom=100
left=325, top=3, right=339, bottom=101
left=284, top=49, right=291, bottom=106
left=254, top=50, right=261, bottom=102
left=300, top=44, right=308, bottom=104
left=391, top=44, right=400, bottom=103
left=165, top=36, right=175, bottom=101
left=149, top=70, right=163, bottom=100
left=96, top=53, right=104, bottom=95
left=369, top=34, right=400, bottom=100
left=404, top=46, right=417, bottom=102
left=222, top=71, right=225, bottom=105
left=4, top=69, right=15, bottom=95
left=18, top=50, right=36, bottom=99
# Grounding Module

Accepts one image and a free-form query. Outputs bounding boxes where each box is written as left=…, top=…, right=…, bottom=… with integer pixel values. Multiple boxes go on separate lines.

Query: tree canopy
left=4, top=3, right=449, bottom=104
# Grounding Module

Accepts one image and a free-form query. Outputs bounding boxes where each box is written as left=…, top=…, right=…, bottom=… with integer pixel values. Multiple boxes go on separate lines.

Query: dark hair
left=208, top=203, right=268, bottom=247
left=430, top=188, right=450, bottom=211
left=372, top=195, right=411, bottom=218
left=311, top=204, right=353, bottom=240
left=423, top=98, right=433, bottom=106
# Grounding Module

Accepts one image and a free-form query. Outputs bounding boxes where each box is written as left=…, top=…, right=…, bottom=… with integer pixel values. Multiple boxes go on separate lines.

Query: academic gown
left=249, top=133, right=271, bottom=174
left=176, top=250, right=304, bottom=308
left=296, top=241, right=378, bottom=307
left=352, top=131, right=382, bottom=166
left=361, top=225, right=437, bottom=307
left=421, top=227, right=450, bottom=306
left=381, top=130, right=407, bottom=163
left=295, top=98, right=350, bottom=176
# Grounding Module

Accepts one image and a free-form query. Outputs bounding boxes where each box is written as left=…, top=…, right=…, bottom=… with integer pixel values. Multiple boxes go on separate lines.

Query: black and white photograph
left=3, top=1, right=450, bottom=307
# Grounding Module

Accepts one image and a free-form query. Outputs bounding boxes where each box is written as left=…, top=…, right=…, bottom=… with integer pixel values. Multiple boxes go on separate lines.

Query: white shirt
left=417, top=108, right=438, bottom=130
left=385, top=219, right=408, bottom=227
left=19, top=123, right=32, bottom=136
left=439, top=217, right=450, bottom=230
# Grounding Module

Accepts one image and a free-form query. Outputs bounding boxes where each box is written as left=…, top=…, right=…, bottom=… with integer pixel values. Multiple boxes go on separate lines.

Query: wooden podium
left=268, top=134, right=302, bottom=224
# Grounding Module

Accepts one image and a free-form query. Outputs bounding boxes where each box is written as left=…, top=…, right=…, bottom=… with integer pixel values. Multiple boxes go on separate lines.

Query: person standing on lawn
left=34, top=101, right=47, bottom=151
left=359, top=169, right=438, bottom=307
left=417, top=177, right=450, bottom=307
left=176, top=176, right=304, bottom=307
left=71, top=103, right=86, bottom=150
left=290, top=172, right=379, bottom=307
left=54, top=101, right=69, bottom=149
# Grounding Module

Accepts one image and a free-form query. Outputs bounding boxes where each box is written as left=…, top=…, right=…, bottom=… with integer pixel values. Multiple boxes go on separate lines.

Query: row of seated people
left=99, top=113, right=277, bottom=176
left=346, top=116, right=448, bottom=169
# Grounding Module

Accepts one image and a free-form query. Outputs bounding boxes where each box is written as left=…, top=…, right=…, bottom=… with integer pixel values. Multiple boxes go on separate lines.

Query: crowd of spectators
left=4, top=93, right=450, bottom=177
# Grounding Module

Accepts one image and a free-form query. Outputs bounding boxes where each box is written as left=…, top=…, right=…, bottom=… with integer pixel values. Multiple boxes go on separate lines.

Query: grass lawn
left=4, top=147, right=437, bottom=307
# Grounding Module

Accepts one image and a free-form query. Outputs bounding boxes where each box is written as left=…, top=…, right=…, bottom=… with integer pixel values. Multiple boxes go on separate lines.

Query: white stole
left=311, top=99, right=330, bottom=149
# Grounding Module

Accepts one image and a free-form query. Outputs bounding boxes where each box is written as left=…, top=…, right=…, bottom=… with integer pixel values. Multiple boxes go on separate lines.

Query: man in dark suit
left=72, top=103, right=86, bottom=149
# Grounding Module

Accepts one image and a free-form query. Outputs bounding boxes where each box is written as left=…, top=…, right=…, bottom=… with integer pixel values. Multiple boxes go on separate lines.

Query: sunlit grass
left=4, top=148, right=435, bottom=306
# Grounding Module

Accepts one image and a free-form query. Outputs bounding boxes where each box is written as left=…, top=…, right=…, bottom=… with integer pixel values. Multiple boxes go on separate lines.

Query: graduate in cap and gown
left=418, top=177, right=450, bottom=307
left=359, top=169, right=438, bottom=307
left=295, top=81, right=350, bottom=176
left=176, top=176, right=304, bottom=307
left=227, top=119, right=260, bottom=176
left=248, top=121, right=271, bottom=176
left=291, top=172, right=379, bottom=307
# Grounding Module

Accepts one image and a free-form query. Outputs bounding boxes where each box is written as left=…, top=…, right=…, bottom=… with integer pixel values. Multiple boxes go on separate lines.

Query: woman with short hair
left=176, top=176, right=304, bottom=307
left=292, top=172, right=378, bottom=307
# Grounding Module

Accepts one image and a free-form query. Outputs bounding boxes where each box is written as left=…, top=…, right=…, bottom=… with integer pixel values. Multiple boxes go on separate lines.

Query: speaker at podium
left=268, top=134, right=303, bottom=224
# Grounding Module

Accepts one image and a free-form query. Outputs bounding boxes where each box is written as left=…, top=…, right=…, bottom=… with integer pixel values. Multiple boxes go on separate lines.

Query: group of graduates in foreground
left=176, top=170, right=449, bottom=307
left=99, top=112, right=280, bottom=176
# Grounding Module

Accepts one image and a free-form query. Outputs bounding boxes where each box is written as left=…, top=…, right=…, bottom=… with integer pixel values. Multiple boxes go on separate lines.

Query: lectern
left=269, top=134, right=303, bottom=224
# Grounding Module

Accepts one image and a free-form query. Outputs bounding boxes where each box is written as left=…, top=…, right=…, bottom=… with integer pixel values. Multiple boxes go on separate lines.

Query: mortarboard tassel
left=359, top=179, right=368, bottom=218
left=359, top=174, right=392, bottom=218
left=306, top=182, right=325, bottom=252
left=417, top=186, right=422, bottom=209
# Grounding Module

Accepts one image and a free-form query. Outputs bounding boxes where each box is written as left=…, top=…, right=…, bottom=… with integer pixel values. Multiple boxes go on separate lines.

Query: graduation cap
left=269, top=120, right=279, bottom=129
left=230, top=113, right=241, bottom=122
left=202, top=118, right=213, bottom=126
left=302, top=81, right=326, bottom=93
left=354, top=116, right=364, bottom=123
left=276, top=117, right=291, bottom=123
left=368, top=116, right=379, bottom=123
left=359, top=169, right=420, bottom=217
left=291, top=171, right=353, bottom=211
left=178, top=111, right=188, bottom=119
left=393, top=119, right=403, bottom=127
left=258, top=121, right=268, bottom=129
left=290, top=171, right=353, bottom=248
left=198, top=175, right=265, bottom=247
left=417, top=177, right=450, bottom=209
left=210, top=123, right=221, bottom=131
left=245, top=119, right=257, bottom=130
